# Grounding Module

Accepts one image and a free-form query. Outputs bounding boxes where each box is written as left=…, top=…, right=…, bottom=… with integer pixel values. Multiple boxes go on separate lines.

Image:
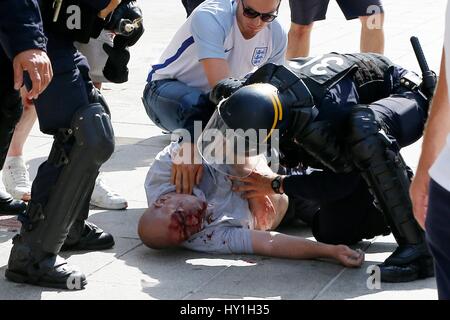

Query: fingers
left=229, top=173, right=256, bottom=183
left=13, top=60, right=24, bottom=90
left=241, top=191, right=265, bottom=199
left=170, top=164, right=177, bottom=185
left=26, top=65, right=42, bottom=99
left=232, top=184, right=256, bottom=193
left=41, top=61, right=53, bottom=92
left=412, top=194, right=428, bottom=230
left=196, top=165, right=203, bottom=185
left=188, top=167, right=195, bottom=195
left=172, top=164, right=203, bottom=194
left=175, top=168, right=182, bottom=194
left=344, top=248, right=365, bottom=267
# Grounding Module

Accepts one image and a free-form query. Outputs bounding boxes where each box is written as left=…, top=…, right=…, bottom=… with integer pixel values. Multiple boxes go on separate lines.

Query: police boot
left=0, top=189, right=26, bottom=216
left=378, top=227, right=434, bottom=283
left=60, top=192, right=114, bottom=251
left=5, top=200, right=87, bottom=289
left=6, top=103, right=114, bottom=289
left=5, top=234, right=86, bottom=290
left=61, top=220, right=114, bottom=251
left=348, top=106, right=434, bottom=282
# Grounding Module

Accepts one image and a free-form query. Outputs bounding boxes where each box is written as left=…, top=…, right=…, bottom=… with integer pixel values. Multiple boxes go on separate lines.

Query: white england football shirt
left=147, top=0, right=287, bottom=92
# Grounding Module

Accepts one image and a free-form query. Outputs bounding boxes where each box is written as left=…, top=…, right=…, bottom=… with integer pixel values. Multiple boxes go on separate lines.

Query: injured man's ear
left=138, top=192, right=207, bottom=249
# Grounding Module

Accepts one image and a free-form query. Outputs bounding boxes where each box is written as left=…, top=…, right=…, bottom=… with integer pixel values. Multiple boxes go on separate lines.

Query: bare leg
left=7, top=104, right=36, bottom=158
left=359, top=13, right=385, bottom=54
left=287, top=22, right=314, bottom=59
left=3, top=98, right=36, bottom=201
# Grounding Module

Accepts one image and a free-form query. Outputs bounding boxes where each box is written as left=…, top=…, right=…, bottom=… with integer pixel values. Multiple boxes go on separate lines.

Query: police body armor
left=39, top=0, right=105, bottom=43
left=244, top=53, right=434, bottom=282
left=287, top=52, right=394, bottom=105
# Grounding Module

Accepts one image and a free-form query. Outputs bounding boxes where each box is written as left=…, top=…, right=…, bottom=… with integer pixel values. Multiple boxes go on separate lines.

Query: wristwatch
left=271, top=176, right=284, bottom=194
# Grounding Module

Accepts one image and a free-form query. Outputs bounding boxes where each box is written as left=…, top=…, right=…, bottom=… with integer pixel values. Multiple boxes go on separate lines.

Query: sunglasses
left=241, top=0, right=280, bottom=23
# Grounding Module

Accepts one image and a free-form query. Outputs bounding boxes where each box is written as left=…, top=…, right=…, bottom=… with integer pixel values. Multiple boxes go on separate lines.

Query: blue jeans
left=426, top=179, right=450, bottom=300
left=142, top=80, right=215, bottom=139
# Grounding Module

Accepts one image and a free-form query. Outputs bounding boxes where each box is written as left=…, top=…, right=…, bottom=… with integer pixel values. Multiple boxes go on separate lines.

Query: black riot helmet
left=198, top=83, right=290, bottom=177
left=220, top=83, right=287, bottom=139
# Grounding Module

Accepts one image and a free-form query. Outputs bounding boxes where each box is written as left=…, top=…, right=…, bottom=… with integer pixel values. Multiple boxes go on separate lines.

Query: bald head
left=138, top=193, right=207, bottom=249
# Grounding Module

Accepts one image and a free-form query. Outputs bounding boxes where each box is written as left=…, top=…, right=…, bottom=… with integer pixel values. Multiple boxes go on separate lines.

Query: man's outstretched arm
left=250, top=230, right=364, bottom=268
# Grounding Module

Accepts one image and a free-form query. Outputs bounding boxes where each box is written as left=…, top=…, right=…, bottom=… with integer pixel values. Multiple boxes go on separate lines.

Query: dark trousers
left=283, top=171, right=388, bottom=245
left=28, top=33, right=96, bottom=215
left=426, top=179, right=450, bottom=300
left=0, top=48, right=23, bottom=171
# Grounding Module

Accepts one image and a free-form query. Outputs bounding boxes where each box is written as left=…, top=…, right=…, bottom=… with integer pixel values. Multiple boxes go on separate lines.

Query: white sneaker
left=2, top=156, right=31, bottom=201
left=90, top=176, right=128, bottom=210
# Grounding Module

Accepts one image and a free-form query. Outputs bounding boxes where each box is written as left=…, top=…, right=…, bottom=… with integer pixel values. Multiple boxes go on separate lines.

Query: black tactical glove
left=102, top=43, right=130, bottom=83
left=104, top=0, right=144, bottom=48
left=209, top=78, right=245, bottom=105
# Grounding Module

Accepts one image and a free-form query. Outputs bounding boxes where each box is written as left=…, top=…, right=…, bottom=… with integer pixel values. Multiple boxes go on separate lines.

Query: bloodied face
left=138, top=193, right=208, bottom=249
left=157, top=193, right=207, bottom=243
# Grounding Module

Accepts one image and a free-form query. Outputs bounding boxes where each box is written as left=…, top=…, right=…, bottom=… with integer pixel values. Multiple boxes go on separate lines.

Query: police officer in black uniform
left=203, top=51, right=436, bottom=283
left=0, top=0, right=52, bottom=217
left=5, top=0, right=143, bottom=289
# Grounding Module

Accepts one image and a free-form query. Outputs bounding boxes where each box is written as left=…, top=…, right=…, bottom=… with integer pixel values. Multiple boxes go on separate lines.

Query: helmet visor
left=197, top=109, right=276, bottom=178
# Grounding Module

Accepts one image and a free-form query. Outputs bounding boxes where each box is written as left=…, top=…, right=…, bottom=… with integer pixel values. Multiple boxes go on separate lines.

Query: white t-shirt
left=144, top=142, right=254, bottom=254
left=146, top=0, right=287, bottom=92
left=429, top=1, right=450, bottom=191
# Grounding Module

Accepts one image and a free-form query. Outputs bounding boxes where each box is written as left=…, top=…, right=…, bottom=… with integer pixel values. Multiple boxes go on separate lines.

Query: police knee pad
left=348, top=106, right=380, bottom=144
left=347, top=106, right=389, bottom=167
left=72, top=103, right=115, bottom=164
left=48, top=103, right=114, bottom=168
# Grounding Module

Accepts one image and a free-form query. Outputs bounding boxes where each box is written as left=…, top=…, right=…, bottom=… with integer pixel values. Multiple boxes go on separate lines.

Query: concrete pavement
left=0, top=0, right=446, bottom=300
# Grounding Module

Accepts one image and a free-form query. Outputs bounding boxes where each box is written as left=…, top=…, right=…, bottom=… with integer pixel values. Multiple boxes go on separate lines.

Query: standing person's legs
left=287, top=0, right=330, bottom=58
left=75, top=32, right=128, bottom=210
left=337, top=0, right=385, bottom=54
left=2, top=100, right=36, bottom=201
left=6, top=51, right=114, bottom=289
left=0, top=47, right=27, bottom=215
left=426, top=179, right=450, bottom=300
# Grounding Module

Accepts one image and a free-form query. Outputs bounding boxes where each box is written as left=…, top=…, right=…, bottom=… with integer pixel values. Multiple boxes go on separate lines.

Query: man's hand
left=171, top=143, right=203, bottom=194
left=230, top=171, right=279, bottom=199
left=13, top=49, right=53, bottom=99
left=333, top=246, right=364, bottom=268
left=410, top=169, right=430, bottom=230
left=99, top=0, right=122, bottom=19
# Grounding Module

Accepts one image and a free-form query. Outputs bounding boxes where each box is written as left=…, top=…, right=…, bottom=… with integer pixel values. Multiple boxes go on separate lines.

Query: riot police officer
left=0, top=0, right=52, bottom=216
left=201, top=51, right=436, bottom=283
left=5, top=0, right=142, bottom=289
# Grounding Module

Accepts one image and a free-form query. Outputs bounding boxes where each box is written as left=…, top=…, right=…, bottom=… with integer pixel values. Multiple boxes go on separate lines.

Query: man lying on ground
left=138, top=142, right=364, bottom=268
